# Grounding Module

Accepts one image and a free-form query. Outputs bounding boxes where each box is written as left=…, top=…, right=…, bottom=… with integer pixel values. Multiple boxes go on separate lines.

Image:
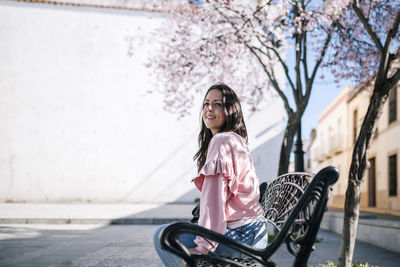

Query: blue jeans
left=153, top=221, right=268, bottom=267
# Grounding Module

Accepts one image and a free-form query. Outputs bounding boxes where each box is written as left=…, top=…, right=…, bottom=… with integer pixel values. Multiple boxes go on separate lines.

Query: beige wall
left=345, top=88, right=371, bottom=208
left=368, top=85, right=400, bottom=211
left=312, top=88, right=351, bottom=206
left=311, top=85, right=400, bottom=213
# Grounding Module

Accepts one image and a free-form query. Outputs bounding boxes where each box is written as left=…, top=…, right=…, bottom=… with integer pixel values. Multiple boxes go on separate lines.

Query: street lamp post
left=294, top=121, right=304, bottom=172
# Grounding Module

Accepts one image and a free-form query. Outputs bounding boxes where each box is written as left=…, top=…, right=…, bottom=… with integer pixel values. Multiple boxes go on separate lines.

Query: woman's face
left=202, top=89, right=226, bottom=135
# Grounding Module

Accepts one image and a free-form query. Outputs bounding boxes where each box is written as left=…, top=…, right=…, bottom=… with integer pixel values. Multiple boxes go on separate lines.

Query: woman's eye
left=203, top=103, right=209, bottom=108
left=215, top=103, right=222, bottom=107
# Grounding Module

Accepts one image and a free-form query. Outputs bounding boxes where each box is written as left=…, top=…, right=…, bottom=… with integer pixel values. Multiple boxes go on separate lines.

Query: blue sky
left=284, top=40, right=347, bottom=141
left=282, top=73, right=344, bottom=142
left=301, top=71, right=344, bottom=140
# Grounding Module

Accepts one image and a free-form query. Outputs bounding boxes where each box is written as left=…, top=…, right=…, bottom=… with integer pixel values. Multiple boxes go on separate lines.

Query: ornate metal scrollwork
left=260, top=172, right=315, bottom=256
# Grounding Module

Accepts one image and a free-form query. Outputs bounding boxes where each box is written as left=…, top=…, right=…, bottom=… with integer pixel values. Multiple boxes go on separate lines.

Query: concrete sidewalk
left=1, top=224, right=398, bottom=267
left=0, top=203, right=195, bottom=224
left=1, top=203, right=399, bottom=266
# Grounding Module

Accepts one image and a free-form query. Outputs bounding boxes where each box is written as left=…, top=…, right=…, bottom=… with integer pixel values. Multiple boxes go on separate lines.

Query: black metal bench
left=158, top=166, right=339, bottom=267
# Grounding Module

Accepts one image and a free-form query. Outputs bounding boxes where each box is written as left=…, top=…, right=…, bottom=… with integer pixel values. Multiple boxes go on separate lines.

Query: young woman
left=153, top=83, right=268, bottom=266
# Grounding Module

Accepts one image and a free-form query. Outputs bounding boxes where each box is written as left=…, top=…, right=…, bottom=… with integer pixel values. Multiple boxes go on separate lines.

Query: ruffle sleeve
left=193, top=157, right=239, bottom=197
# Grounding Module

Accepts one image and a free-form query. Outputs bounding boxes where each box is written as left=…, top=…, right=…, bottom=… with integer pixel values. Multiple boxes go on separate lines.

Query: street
left=1, top=224, right=399, bottom=267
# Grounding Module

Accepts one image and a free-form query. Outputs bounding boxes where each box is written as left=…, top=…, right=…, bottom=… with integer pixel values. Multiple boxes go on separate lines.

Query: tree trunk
left=278, top=115, right=299, bottom=175
left=339, top=176, right=362, bottom=267
left=338, top=83, right=391, bottom=267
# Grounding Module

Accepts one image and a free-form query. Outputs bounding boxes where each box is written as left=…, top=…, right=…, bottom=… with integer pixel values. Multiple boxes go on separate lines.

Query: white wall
left=0, top=1, right=286, bottom=203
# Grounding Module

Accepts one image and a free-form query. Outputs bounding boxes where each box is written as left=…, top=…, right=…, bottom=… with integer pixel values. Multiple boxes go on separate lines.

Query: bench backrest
left=259, top=166, right=338, bottom=266
left=260, top=172, right=313, bottom=232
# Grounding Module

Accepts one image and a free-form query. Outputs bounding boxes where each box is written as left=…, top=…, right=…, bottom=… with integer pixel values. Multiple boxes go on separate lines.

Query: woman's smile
left=202, top=89, right=226, bottom=135
left=205, top=115, right=216, bottom=120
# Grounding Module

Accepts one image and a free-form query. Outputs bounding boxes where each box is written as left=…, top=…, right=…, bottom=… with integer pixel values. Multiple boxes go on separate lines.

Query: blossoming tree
left=144, top=0, right=336, bottom=175
left=142, top=0, right=399, bottom=265
left=326, top=0, right=400, bottom=266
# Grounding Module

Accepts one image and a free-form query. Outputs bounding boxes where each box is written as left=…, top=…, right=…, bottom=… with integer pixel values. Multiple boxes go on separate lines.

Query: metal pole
left=294, top=121, right=304, bottom=172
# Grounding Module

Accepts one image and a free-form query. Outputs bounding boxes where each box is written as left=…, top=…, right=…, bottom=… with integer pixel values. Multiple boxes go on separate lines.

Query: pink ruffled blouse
left=193, top=132, right=263, bottom=254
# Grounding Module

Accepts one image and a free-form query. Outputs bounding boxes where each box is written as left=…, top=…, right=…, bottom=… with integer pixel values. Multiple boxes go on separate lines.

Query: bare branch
left=387, top=68, right=400, bottom=90
left=294, top=36, right=302, bottom=104
left=245, top=42, right=294, bottom=115
left=302, top=32, right=309, bottom=95
left=305, top=24, right=335, bottom=105
left=383, top=10, right=400, bottom=61
left=299, top=2, right=308, bottom=100
left=209, top=0, right=271, bottom=36
left=255, top=36, right=296, bottom=92
left=293, top=4, right=303, bottom=104
left=376, top=10, right=400, bottom=82
left=207, top=1, right=241, bottom=33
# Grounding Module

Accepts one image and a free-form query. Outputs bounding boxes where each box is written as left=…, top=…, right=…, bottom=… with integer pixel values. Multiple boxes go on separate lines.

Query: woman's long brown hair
left=194, top=83, right=248, bottom=172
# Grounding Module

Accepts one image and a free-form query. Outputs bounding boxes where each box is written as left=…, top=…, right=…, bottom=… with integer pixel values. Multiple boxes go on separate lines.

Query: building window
left=389, top=88, right=397, bottom=124
left=368, top=157, right=376, bottom=206
left=389, top=154, right=397, bottom=196
left=353, top=109, right=358, bottom=144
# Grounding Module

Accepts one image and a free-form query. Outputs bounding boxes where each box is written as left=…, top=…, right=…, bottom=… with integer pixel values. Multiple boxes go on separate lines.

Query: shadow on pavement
left=0, top=224, right=162, bottom=267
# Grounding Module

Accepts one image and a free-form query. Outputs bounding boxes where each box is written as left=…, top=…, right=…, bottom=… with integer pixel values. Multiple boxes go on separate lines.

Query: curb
left=0, top=218, right=191, bottom=225
left=320, top=212, right=400, bottom=254
left=328, top=204, right=400, bottom=217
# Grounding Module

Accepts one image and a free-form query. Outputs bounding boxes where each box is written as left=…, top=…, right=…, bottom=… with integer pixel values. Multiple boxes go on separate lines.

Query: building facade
left=310, top=84, right=400, bottom=213
left=367, top=85, right=400, bottom=211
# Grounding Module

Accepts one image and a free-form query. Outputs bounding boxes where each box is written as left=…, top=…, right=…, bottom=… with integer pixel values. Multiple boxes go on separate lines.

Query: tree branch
left=302, top=32, right=309, bottom=98
left=352, top=0, right=384, bottom=55
left=299, top=0, right=308, bottom=100
left=294, top=36, right=302, bottom=105
left=387, top=68, right=400, bottom=90
left=375, top=10, right=400, bottom=82
left=209, top=0, right=271, bottom=37
left=245, top=42, right=294, bottom=115
left=293, top=3, right=303, bottom=105
left=383, top=10, right=400, bottom=71
left=207, top=1, right=241, bottom=33
left=304, top=24, right=335, bottom=106
left=255, top=36, right=296, bottom=93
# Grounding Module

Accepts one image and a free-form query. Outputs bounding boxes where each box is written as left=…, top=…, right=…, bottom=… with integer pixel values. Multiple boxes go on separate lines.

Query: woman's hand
left=182, top=248, right=202, bottom=265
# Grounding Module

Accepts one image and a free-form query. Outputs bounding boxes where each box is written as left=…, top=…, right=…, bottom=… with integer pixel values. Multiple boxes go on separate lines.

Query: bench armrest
left=159, top=222, right=268, bottom=266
